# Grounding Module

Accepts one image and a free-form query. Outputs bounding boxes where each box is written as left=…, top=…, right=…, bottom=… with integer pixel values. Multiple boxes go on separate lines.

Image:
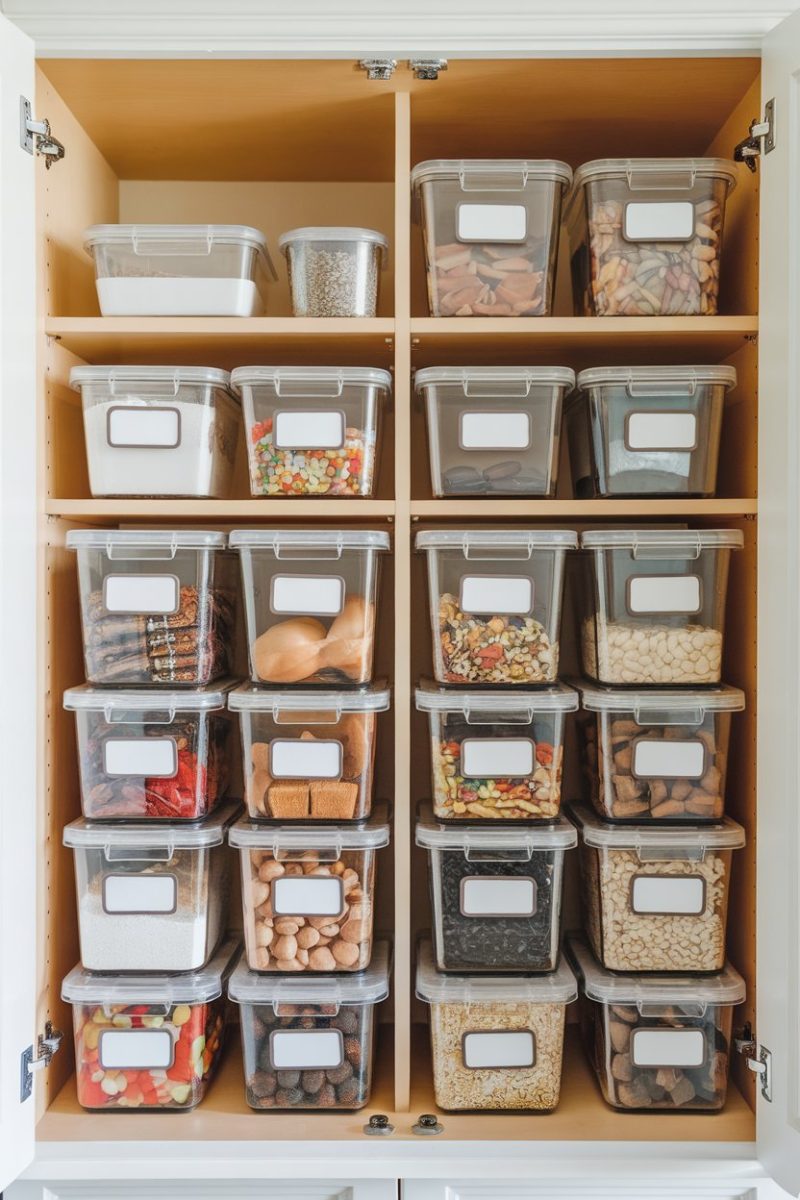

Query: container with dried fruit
left=278, top=227, right=388, bottom=318
left=416, top=680, right=578, bottom=821
left=577, top=681, right=745, bottom=823
left=229, top=810, right=390, bottom=973
left=61, top=936, right=241, bottom=1112
left=566, top=933, right=745, bottom=1111
left=411, top=159, right=572, bottom=317
left=231, top=529, right=390, bottom=686
left=416, top=938, right=576, bottom=1111
left=566, top=158, right=738, bottom=316
left=416, top=529, right=577, bottom=685
left=229, top=940, right=390, bottom=1109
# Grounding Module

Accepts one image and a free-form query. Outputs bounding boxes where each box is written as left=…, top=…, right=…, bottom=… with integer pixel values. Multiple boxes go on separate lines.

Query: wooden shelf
left=411, top=499, right=757, bottom=518
left=46, top=499, right=396, bottom=520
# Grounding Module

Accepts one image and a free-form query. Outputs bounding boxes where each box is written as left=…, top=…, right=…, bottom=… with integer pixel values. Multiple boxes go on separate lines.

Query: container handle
left=637, top=1002, right=707, bottom=1019
left=274, top=538, right=344, bottom=562
left=463, top=537, right=533, bottom=562
left=131, top=229, right=214, bottom=257
left=459, top=165, right=528, bottom=192
left=463, top=846, right=533, bottom=864
left=273, top=371, right=345, bottom=399
left=631, top=534, right=702, bottom=562
left=635, top=846, right=707, bottom=864
left=103, top=846, right=174, bottom=863
left=102, top=1003, right=173, bottom=1019
left=273, top=706, right=342, bottom=726
left=463, top=376, right=531, bottom=399
left=625, top=167, right=697, bottom=192
left=104, top=704, right=177, bottom=726
left=273, top=979, right=341, bottom=1016
left=632, top=707, right=705, bottom=727
left=105, top=534, right=180, bottom=562
left=107, top=369, right=182, bottom=400
left=464, top=707, right=534, bottom=726
left=627, top=377, right=697, bottom=399
left=272, top=839, right=343, bottom=864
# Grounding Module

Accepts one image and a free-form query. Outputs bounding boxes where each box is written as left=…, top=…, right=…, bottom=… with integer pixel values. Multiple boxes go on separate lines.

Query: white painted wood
left=402, top=1184, right=788, bottom=1200
left=6, top=1183, right=397, bottom=1200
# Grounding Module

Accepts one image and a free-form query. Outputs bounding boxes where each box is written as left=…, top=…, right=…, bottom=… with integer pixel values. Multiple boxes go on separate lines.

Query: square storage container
left=67, top=530, right=236, bottom=687
left=64, top=682, right=237, bottom=821
left=278, top=227, right=388, bottom=317
left=566, top=158, right=738, bottom=316
left=566, top=934, right=745, bottom=1111
left=411, top=159, right=572, bottom=317
left=232, top=366, right=391, bottom=498
left=577, top=681, right=745, bottom=822
left=570, top=803, right=745, bottom=972
left=84, top=224, right=276, bottom=317
left=231, top=529, right=390, bottom=685
left=567, top=365, right=736, bottom=498
left=416, top=680, right=578, bottom=821
left=229, top=810, right=390, bottom=973
left=229, top=682, right=390, bottom=821
left=416, top=939, right=577, bottom=1111
left=416, top=366, right=574, bottom=497
left=579, top=529, right=742, bottom=686
left=229, top=940, right=390, bottom=1110
left=61, top=936, right=241, bottom=1112
left=416, top=806, right=576, bottom=973
left=63, top=803, right=239, bottom=973
left=416, top=529, right=576, bottom=685
left=70, top=366, right=241, bottom=500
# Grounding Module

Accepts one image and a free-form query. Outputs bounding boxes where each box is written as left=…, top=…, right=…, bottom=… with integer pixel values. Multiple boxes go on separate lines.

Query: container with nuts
left=229, top=812, right=390, bottom=973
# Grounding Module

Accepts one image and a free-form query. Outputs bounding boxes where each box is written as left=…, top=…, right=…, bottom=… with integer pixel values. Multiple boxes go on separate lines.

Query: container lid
left=575, top=365, right=737, bottom=392
left=565, top=934, right=746, bottom=1006
left=229, top=529, right=390, bottom=552
left=64, top=680, right=239, bottom=714
left=84, top=223, right=277, bottom=279
left=228, top=806, right=390, bottom=853
left=415, top=679, right=578, bottom=715
left=416, top=939, right=577, bottom=1005
left=580, top=529, right=743, bottom=551
left=69, top=365, right=234, bottom=394
left=415, top=366, right=576, bottom=394
left=62, top=935, right=242, bottom=1005
left=571, top=158, right=738, bottom=192
left=577, top=681, right=745, bottom=716
left=63, top=801, right=241, bottom=850
left=230, top=366, right=392, bottom=396
left=277, top=227, right=389, bottom=266
left=416, top=805, right=577, bottom=852
left=568, top=802, right=745, bottom=851
left=228, top=681, right=390, bottom=714
left=228, top=939, right=390, bottom=1006
left=66, top=529, right=227, bottom=551
left=411, top=159, right=573, bottom=193
left=415, top=529, right=578, bottom=551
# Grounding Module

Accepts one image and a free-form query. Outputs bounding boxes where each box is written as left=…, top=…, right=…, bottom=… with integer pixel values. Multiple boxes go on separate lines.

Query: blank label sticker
left=103, top=873, right=177, bottom=915
left=631, top=875, right=705, bottom=915
left=626, top=412, right=697, bottom=451
left=270, top=739, right=342, bottom=779
left=631, top=1028, right=706, bottom=1068
left=624, top=201, right=695, bottom=241
left=459, top=411, right=531, bottom=450
left=99, top=1028, right=174, bottom=1070
left=103, top=737, right=177, bottom=778
left=104, top=574, right=179, bottom=615
left=628, top=575, right=701, bottom=614
left=274, top=410, right=345, bottom=450
left=462, top=1030, right=535, bottom=1069
left=460, top=876, right=537, bottom=917
left=633, top=738, right=705, bottom=779
left=460, top=575, right=533, bottom=615
left=271, top=574, right=344, bottom=616
left=107, top=406, right=181, bottom=448
left=272, top=876, right=344, bottom=917
left=270, top=1029, right=344, bottom=1070
left=457, top=203, right=527, bottom=242
left=461, top=738, right=534, bottom=778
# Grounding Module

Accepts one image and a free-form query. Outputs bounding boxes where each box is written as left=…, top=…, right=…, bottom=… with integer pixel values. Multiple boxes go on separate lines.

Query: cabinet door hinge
left=20, top=1021, right=64, bottom=1102
left=734, top=1024, right=773, bottom=1102
left=734, top=99, right=775, bottom=173
left=20, top=96, right=65, bottom=168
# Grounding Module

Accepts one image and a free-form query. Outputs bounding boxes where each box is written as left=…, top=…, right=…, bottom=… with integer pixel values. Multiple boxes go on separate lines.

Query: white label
left=626, top=412, right=697, bottom=451
left=460, top=575, right=532, bottom=615
left=103, top=874, right=178, bottom=914
left=457, top=203, right=527, bottom=242
left=624, top=201, right=695, bottom=241
left=461, top=738, right=534, bottom=778
left=271, top=574, right=344, bottom=616
left=631, top=875, right=705, bottom=915
left=274, top=410, right=345, bottom=450
left=99, top=1028, right=175, bottom=1070
left=270, top=739, right=342, bottom=779
left=459, top=411, right=531, bottom=451
left=103, top=737, right=177, bottom=778
left=272, top=875, right=344, bottom=917
left=103, top=574, right=179, bottom=615
left=628, top=574, right=701, bottom=614
left=631, top=1028, right=706, bottom=1068
left=270, top=1030, right=343, bottom=1070
left=460, top=876, right=537, bottom=917
left=633, top=738, right=705, bottom=779
left=462, top=1030, right=535, bottom=1069
left=107, top=406, right=181, bottom=448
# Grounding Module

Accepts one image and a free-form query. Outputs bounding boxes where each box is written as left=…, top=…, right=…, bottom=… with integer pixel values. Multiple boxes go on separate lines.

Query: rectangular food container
left=278, top=227, right=388, bottom=317
left=416, top=366, right=574, bottom=497
left=416, top=806, right=576, bottom=973
left=566, top=158, right=738, bottom=316
left=567, top=365, right=736, bottom=498
left=67, top=530, right=236, bottom=687
left=64, top=682, right=236, bottom=821
left=231, top=529, right=389, bottom=686
left=229, top=940, right=390, bottom=1110
left=230, top=811, right=390, bottom=973
left=570, top=802, right=745, bottom=972
left=61, top=936, right=240, bottom=1112
left=416, top=680, right=578, bottom=821
left=416, top=939, right=576, bottom=1111
left=229, top=682, right=390, bottom=821
left=63, top=802, right=239, bottom=973
left=84, top=224, right=276, bottom=317
left=416, top=529, right=576, bottom=685
left=578, top=681, right=745, bottom=822
left=70, top=366, right=241, bottom=500
left=579, top=529, right=742, bottom=686
left=411, top=159, right=572, bottom=317
left=567, top=934, right=745, bottom=1111
left=232, top=366, right=391, bottom=498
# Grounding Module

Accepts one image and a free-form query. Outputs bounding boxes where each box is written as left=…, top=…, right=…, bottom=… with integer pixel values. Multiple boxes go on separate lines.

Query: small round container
left=278, top=227, right=388, bottom=317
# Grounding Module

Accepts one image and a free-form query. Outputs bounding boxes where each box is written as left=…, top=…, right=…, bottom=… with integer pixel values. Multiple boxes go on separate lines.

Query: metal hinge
left=734, top=1024, right=773, bottom=1102
left=410, top=58, right=448, bottom=81
left=358, top=58, right=397, bottom=81
left=20, top=1022, right=64, bottom=1102
left=20, top=96, right=65, bottom=168
left=734, top=98, right=775, bottom=173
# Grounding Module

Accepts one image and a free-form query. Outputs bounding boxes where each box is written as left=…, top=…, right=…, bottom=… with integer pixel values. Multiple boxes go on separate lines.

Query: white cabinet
left=6, top=1183, right=397, bottom=1200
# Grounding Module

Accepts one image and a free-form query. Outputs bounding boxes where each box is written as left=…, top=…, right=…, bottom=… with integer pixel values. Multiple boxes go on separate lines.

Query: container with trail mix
left=416, top=680, right=578, bottom=821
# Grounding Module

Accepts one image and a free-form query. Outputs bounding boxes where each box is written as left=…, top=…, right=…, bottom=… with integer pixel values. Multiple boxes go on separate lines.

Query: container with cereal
left=278, top=227, right=388, bottom=318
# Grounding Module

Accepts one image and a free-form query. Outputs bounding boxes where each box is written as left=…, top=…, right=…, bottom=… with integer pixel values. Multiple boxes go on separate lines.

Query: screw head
left=412, top=1112, right=444, bottom=1135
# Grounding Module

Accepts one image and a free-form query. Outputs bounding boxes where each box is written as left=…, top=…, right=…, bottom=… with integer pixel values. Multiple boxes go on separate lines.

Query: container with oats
left=416, top=939, right=577, bottom=1111
left=278, top=227, right=388, bottom=318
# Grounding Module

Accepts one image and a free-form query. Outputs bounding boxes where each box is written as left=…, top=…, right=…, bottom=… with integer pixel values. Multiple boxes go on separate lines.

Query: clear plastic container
left=577, top=682, right=745, bottom=822
left=229, top=682, right=390, bottom=821
left=416, top=529, right=577, bottom=685
left=278, top=227, right=388, bottom=317
left=230, top=529, right=389, bottom=686
left=62, top=936, right=241, bottom=1112
left=416, top=680, right=578, bottom=821
left=63, top=802, right=239, bottom=973
left=416, top=806, right=576, bottom=973
left=416, top=366, right=574, bottom=497
left=416, top=939, right=576, bottom=1111
left=232, top=366, right=391, bottom=498
left=567, top=365, right=737, bottom=498
left=570, top=802, right=745, bottom=972
left=230, top=811, right=390, bottom=973
left=411, top=160, right=572, bottom=317
left=64, top=682, right=237, bottom=821
left=229, top=940, right=390, bottom=1110
left=579, top=529, right=743, bottom=686
left=566, top=158, right=737, bottom=316
left=566, top=934, right=745, bottom=1111
left=84, top=224, right=276, bottom=317
left=70, top=366, right=241, bottom=499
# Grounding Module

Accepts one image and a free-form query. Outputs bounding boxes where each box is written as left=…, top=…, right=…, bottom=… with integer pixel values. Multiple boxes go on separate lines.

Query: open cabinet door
left=0, top=11, right=37, bottom=1193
